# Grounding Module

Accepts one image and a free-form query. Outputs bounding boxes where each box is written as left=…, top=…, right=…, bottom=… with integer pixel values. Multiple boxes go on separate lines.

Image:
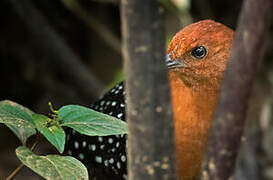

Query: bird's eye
left=191, top=46, right=207, bottom=59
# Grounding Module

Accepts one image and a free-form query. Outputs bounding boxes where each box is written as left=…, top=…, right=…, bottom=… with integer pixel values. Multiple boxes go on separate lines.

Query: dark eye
left=191, top=46, right=207, bottom=59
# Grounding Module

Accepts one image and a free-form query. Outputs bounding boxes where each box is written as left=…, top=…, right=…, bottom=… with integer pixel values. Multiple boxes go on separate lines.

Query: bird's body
left=168, top=20, right=234, bottom=179
left=65, top=20, right=234, bottom=180
left=66, top=82, right=127, bottom=180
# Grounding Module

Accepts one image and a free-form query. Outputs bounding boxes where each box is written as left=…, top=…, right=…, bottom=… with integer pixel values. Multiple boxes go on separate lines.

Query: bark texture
left=201, top=0, right=273, bottom=179
left=121, top=0, right=177, bottom=179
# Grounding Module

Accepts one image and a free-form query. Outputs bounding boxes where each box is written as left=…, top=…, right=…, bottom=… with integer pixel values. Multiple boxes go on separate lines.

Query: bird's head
left=166, top=20, right=234, bottom=92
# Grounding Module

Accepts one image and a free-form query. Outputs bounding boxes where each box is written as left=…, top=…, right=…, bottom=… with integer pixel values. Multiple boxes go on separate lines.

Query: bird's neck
left=169, top=73, right=221, bottom=180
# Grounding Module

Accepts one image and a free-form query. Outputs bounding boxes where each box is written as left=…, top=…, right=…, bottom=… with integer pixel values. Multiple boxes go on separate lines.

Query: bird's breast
left=169, top=73, right=219, bottom=179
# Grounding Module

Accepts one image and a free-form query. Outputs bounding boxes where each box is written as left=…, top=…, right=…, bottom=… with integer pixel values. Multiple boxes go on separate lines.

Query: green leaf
left=0, top=100, right=36, bottom=145
left=16, top=146, right=88, bottom=180
left=32, top=114, right=65, bottom=153
left=59, top=105, right=128, bottom=136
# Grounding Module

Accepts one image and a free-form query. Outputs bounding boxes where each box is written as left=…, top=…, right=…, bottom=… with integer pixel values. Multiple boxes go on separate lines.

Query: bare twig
left=201, top=0, right=273, bottom=179
left=9, top=0, right=105, bottom=99
left=121, top=0, right=177, bottom=179
left=6, top=133, right=41, bottom=180
left=6, top=163, right=24, bottom=180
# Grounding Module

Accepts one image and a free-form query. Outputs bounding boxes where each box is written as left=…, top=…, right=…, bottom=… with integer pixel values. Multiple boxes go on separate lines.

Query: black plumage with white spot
left=65, top=82, right=127, bottom=180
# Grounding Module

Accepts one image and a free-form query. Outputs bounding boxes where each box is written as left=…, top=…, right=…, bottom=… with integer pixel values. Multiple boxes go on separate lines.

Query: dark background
left=0, top=0, right=272, bottom=179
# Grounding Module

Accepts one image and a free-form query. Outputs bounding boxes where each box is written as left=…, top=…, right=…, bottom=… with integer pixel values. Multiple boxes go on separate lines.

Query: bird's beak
left=166, top=54, right=187, bottom=69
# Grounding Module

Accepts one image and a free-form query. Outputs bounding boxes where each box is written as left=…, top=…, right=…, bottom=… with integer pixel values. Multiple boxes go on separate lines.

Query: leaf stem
left=30, top=135, right=40, bottom=151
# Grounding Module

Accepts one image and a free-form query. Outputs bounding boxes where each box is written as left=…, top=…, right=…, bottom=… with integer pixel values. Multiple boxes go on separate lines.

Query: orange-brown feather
left=168, top=20, right=234, bottom=179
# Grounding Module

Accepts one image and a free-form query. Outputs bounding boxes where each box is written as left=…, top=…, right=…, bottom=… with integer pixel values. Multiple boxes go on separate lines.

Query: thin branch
left=201, top=0, right=273, bottom=179
left=121, top=0, right=177, bottom=179
left=9, top=0, right=105, bottom=99
left=5, top=133, right=41, bottom=180
left=6, top=163, right=24, bottom=180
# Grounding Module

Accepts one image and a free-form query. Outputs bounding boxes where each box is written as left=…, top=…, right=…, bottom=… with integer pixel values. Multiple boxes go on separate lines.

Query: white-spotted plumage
left=65, top=82, right=127, bottom=180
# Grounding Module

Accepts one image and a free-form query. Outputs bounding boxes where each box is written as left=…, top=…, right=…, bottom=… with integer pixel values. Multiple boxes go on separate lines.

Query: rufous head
left=166, top=20, right=234, bottom=91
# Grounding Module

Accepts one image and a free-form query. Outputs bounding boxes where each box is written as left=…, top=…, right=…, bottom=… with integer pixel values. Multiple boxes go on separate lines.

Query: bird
left=65, top=20, right=234, bottom=180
